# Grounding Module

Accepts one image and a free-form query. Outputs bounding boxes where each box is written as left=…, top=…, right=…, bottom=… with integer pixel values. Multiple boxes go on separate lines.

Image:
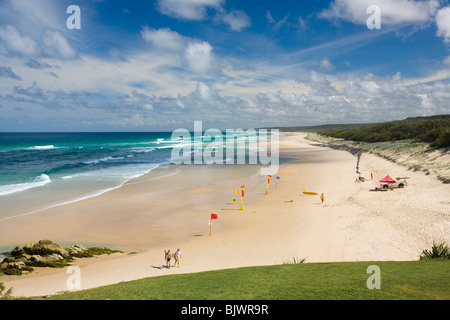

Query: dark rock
left=10, top=246, right=25, bottom=257
left=1, top=240, right=120, bottom=276
left=23, top=240, right=69, bottom=258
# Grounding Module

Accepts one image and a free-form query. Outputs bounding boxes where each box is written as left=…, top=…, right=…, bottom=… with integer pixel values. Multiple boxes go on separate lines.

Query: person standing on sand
left=174, top=249, right=182, bottom=268
left=165, top=250, right=171, bottom=268
left=320, top=193, right=324, bottom=204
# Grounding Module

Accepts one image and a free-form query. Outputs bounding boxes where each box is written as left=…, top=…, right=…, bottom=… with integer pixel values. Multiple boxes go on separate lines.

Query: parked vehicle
left=380, top=177, right=408, bottom=189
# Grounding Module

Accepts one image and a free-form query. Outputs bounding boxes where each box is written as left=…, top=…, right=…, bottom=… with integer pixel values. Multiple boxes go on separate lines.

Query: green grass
left=46, top=260, right=449, bottom=300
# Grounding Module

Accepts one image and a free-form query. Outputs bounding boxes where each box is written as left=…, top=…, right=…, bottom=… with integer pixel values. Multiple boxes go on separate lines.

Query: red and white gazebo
left=379, top=175, right=396, bottom=183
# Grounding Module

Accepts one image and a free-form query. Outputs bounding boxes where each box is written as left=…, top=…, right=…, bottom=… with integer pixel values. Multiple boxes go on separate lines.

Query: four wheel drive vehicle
left=380, top=178, right=408, bottom=189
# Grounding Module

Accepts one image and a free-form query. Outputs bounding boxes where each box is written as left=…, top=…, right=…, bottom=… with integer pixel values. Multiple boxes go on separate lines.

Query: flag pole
left=240, top=186, right=245, bottom=210
left=209, top=213, right=218, bottom=236
left=266, top=175, right=271, bottom=194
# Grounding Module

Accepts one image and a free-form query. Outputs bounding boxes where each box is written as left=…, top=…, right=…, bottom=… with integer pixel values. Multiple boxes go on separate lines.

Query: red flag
left=210, top=213, right=218, bottom=220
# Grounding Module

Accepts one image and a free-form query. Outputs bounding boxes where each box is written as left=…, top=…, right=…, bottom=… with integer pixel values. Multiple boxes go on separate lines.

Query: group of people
left=165, top=249, right=182, bottom=269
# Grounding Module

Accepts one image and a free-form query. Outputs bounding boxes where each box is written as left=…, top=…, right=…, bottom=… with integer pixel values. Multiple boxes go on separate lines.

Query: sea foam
left=0, top=174, right=52, bottom=196
left=26, top=145, right=58, bottom=150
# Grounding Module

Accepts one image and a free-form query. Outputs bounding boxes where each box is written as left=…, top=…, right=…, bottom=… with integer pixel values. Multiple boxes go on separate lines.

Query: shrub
left=0, top=282, right=13, bottom=300
left=283, top=256, right=306, bottom=264
left=420, top=242, right=450, bottom=260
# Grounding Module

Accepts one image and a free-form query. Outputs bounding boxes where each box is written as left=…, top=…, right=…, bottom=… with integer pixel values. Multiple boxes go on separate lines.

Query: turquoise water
left=0, top=132, right=179, bottom=219
left=0, top=131, right=283, bottom=219
left=0, top=132, right=174, bottom=197
left=0, top=132, right=174, bottom=188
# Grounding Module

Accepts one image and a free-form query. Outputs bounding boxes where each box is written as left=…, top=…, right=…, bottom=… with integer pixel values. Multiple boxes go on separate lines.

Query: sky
left=0, top=0, right=449, bottom=132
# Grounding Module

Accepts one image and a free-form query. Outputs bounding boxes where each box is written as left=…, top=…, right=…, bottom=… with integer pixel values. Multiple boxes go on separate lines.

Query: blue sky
left=0, top=0, right=449, bottom=131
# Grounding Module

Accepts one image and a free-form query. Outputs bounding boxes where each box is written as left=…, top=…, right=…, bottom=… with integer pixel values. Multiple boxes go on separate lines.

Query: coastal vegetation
left=301, top=116, right=450, bottom=184
left=317, top=115, right=450, bottom=148
left=420, top=242, right=450, bottom=260
left=0, top=282, right=13, bottom=300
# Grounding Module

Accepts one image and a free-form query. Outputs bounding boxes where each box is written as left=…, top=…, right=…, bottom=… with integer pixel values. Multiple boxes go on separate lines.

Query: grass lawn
left=47, top=260, right=449, bottom=300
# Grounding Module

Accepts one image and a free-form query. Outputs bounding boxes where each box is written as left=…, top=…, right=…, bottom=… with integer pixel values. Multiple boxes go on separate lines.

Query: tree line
left=320, top=115, right=450, bottom=148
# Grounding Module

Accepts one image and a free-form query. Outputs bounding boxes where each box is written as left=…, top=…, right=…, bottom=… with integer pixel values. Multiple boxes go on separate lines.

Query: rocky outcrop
left=1, top=240, right=120, bottom=275
left=22, top=239, right=71, bottom=258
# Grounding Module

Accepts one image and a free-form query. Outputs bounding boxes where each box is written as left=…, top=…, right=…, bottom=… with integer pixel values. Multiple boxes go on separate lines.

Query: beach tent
left=379, top=175, right=396, bottom=183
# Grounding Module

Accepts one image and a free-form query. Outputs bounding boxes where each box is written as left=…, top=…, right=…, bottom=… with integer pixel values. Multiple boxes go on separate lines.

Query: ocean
left=0, top=131, right=283, bottom=221
left=0, top=132, right=180, bottom=219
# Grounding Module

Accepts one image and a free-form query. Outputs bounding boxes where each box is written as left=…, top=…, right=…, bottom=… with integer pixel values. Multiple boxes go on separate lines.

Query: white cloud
left=0, top=0, right=78, bottom=60
left=0, top=26, right=77, bottom=60
left=264, top=11, right=289, bottom=32
left=320, top=1, right=450, bottom=44
left=265, top=11, right=276, bottom=24
left=184, top=41, right=213, bottom=73
left=320, top=58, right=335, bottom=71
left=0, top=25, right=40, bottom=56
left=0, top=0, right=65, bottom=37
left=428, top=0, right=442, bottom=16
left=436, top=6, right=450, bottom=42
left=156, top=0, right=224, bottom=21
left=273, top=16, right=290, bottom=33
left=43, top=30, right=77, bottom=59
left=156, top=0, right=250, bottom=32
left=0, top=0, right=447, bottom=131
left=194, top=82, right=212, bottom=100
left=221, top=10, right=251, bottom=31
left=141, top=27, right=186, bottom=51
left=120, top=114, right=155, bottom=127
left=2, top=61, right=449, bottom=130
left=444, top=56, right=450, bottom=68
left=320, top=0, right=434, bottom=25
left=140, top=27, right=214, bottom=74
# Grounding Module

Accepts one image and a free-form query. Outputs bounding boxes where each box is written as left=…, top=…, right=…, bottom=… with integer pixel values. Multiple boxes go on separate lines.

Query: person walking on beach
left=174, top=249, right=182, bottom=268
left=165, top=250, right=171, bottom=268
left=320, top=193, right=324, bottom=204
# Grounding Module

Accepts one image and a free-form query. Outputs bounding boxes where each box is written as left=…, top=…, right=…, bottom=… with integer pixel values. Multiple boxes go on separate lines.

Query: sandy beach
left=1, top=132, right=449, bottom=297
